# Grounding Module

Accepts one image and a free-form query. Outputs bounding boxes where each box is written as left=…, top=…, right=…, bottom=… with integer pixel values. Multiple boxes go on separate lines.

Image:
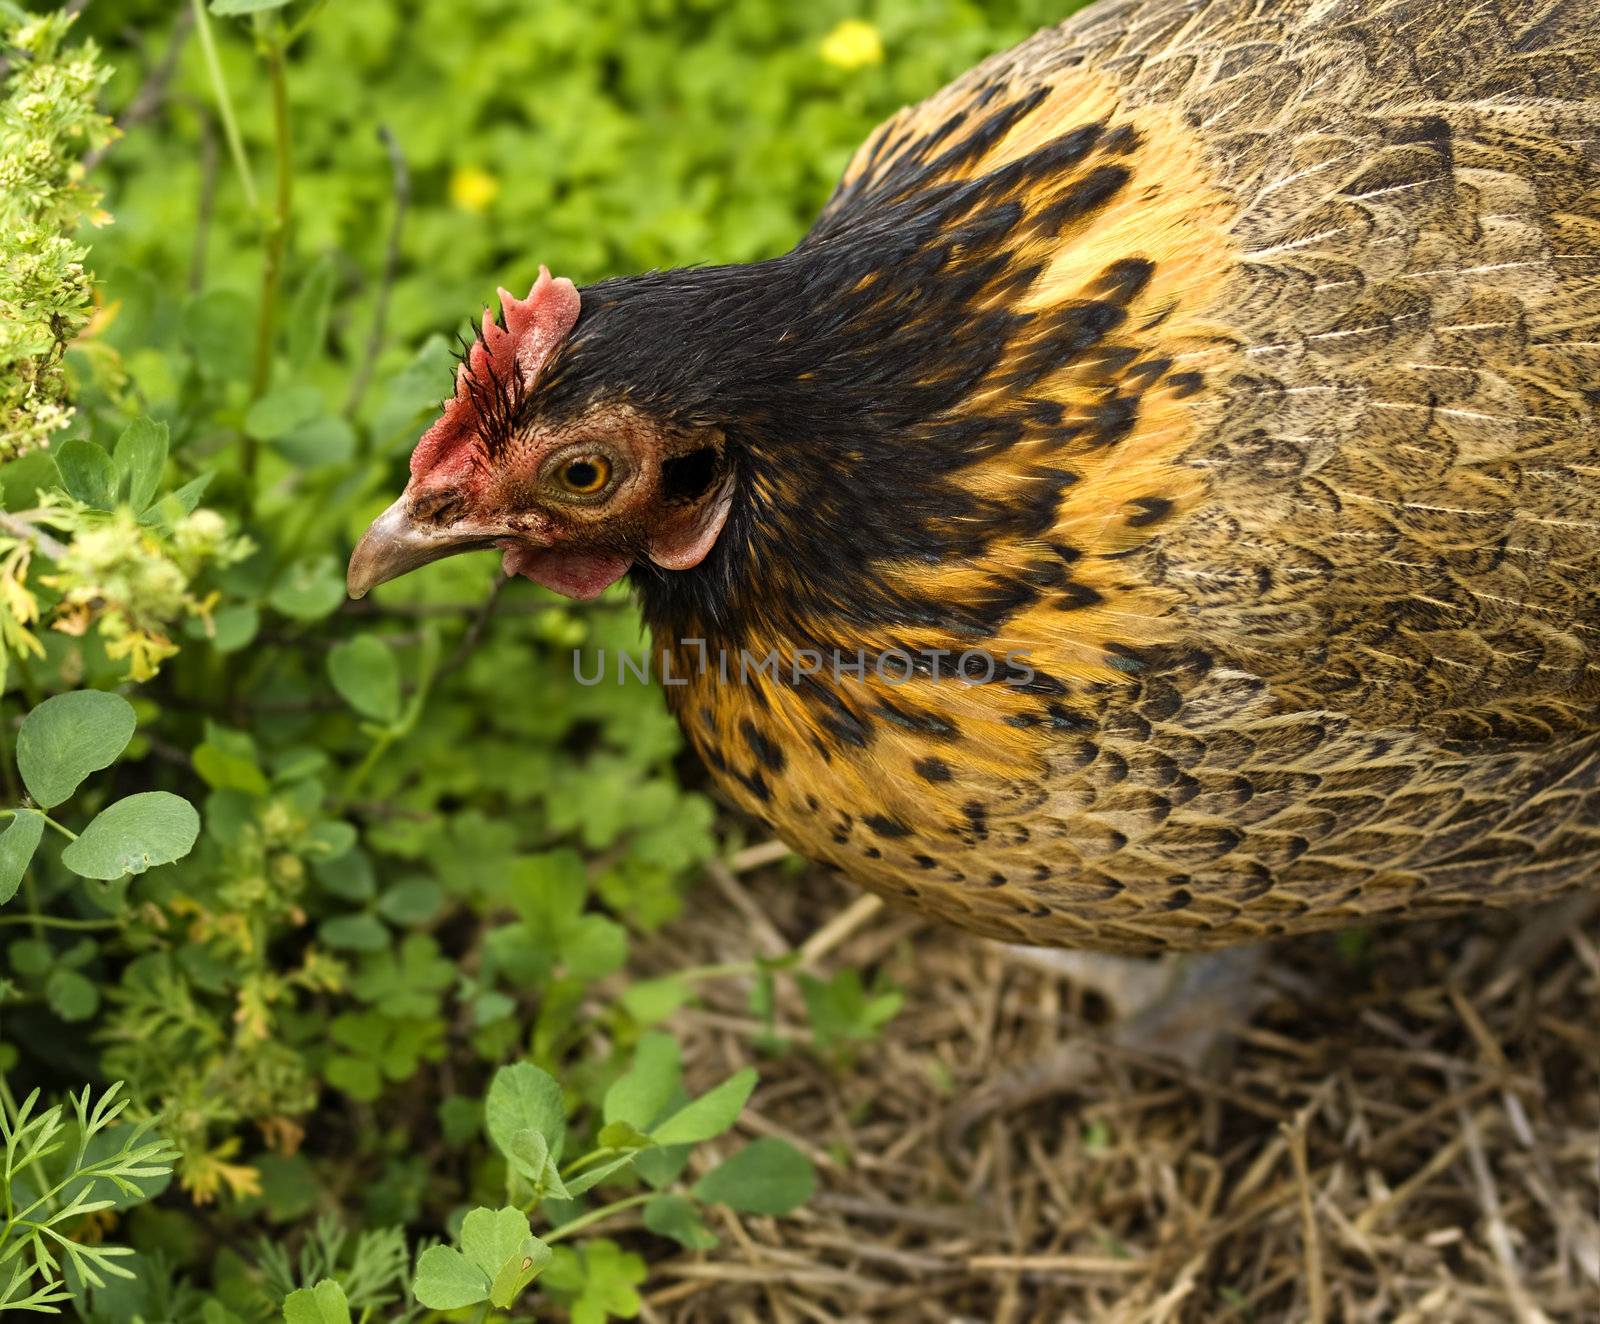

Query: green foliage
left=0, top=1082, right=179, bottom=1311
left=0, top=7, right=113, bottom=461
left=413, top=1056, right=808, bottom=1315
left=0, top=0, right=1071, bottom=1316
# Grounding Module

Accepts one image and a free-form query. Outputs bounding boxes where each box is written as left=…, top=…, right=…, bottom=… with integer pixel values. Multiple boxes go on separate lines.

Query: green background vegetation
left=1, top=1, right=1081, bottom=1317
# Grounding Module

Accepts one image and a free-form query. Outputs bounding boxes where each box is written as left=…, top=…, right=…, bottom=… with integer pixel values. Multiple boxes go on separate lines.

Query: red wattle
left=500, top=545, right=630, bottom=600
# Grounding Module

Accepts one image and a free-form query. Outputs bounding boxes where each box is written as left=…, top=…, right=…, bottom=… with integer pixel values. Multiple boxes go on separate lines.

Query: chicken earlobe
left=646, top=474, right=735, bottom=571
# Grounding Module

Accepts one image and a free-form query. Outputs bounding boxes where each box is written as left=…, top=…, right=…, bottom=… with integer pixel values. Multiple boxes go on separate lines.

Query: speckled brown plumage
left=355, top=0, right=1600, bottom=953
left=661, top=0, right=1600, bottom=951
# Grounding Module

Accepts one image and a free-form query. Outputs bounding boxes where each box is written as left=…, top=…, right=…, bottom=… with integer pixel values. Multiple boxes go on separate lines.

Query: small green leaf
left=651, top=1068, right=756, bottom=1146
left=55, top=439, right=117, bottom=509
left=630, top=1136, right=689, bottom=1190
left=270, top=555, right=346, bottom=621
left=317, top=914, right=389, bottom=952
left=643, top=1194, right=718, bottom=1250
left=327, top=635, right=402, bottom=724
left=315, top=848, right=375, bottom=901
left=562, top=914, right=628, bottom=980
left=192, top=742, right=270, bottom=796
left=460, top=1206, right=549, bottom=1308
left=439, top=1095, right=481, bottom=1145
left=245, top=384, right=324, bottom=441
left=619, top=975, right=693, bottom=1024
left=377, top=878, right=442, bottom=925
left=503, top=1127, right=570, bottom=1200
left=604, top=1032, right=681, bottom=1130
left=255, top=1152, right=318, bottom=1223
left=411, top=1207, right=551, bottom=1312
left=542, top=1241, right=645, bottom=1322
left=693, top=1137, right=815, bottom=1214
left=112, top=417, right=168, bottom=511
left=596, top=1120, right=653, bottom=1150
left=305, top=820, right=358, bottom=858
left=144, top=472, right=214, bottom=526
left=799, top=969, right=904, bottom=1048
left=181, top=289, right=254, bottom=380
left=323, top=1056, right=381, bottom=1102
left=460, top=1205, right=532, bottom=1275
left=282, top=1278, right=351, bottom=1324
left=17, top=690, right=137, bottom=808
left=287, top=255, right=337, bottom=369
left=0, top=810, right=45, bottom=905
left=60, top=792, right=201, bottom=881
left=371, top=335, right=455, bottom=444
left=193, top=603, right=259, bottom=653
left=412, top=1245, right=488, bottom=1310
left=488, top=1237, right=551, bottom=1310
left=45, top=967, right=99, bottom=1021
left=275, top=415, right=357, bottom=468
left=486, top=1062, right=566, bottom=1167
left=8, top=938, right=51, bottom=976
left=561, top=1150, right=638, bottom=1197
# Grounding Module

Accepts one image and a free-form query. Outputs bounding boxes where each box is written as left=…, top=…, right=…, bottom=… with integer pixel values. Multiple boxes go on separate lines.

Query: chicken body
left=653, top=0, right=1600, bottom=952
left=353, top=0, right=1600, bottom=952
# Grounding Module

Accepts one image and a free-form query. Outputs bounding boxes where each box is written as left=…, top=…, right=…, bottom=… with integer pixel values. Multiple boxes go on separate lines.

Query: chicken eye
left=558, top=455, right=612, bottom=496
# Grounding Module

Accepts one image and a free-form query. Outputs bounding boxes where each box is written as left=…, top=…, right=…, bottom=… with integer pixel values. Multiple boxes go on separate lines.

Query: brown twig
left=1284, top=1103, right=1327, bottom=1324
left=340, top=593, right=605, bottom=619
left=0, top=512, right=71, bottom=561
left=344, top=124, right=411, bottom=420
left=434, top=572, right=510, bottom=682
left=84, top=6, right=194, bottom=171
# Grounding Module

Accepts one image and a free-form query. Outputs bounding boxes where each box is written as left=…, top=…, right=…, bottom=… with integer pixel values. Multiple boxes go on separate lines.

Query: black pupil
left=566, top=460, right=599, bottom=489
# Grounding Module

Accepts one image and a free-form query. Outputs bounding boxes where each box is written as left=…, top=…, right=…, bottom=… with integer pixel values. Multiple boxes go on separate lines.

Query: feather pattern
left=612, top=0, right=1600, bottom=951
left=386, top=0, right=1600, bottom=952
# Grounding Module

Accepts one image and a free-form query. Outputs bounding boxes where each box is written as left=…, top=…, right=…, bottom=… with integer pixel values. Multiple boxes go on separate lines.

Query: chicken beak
left=346, top=494, right=497, bottom=599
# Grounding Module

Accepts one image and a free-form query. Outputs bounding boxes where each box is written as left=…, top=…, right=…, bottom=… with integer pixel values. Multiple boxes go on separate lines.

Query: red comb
left=408, top=266, right=581, bottom=480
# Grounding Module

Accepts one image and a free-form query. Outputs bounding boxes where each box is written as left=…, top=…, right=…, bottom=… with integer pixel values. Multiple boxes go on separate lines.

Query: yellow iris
left=561, top=456, right=611, bottom=495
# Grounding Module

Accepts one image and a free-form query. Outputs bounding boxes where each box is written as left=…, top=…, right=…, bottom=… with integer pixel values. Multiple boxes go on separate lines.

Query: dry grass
left=614, top=858, right=1599, bottom=1323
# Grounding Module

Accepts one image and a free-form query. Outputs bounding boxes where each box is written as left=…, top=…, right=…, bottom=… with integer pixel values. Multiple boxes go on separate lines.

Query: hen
left=349, top=0, right=1600, bottom=955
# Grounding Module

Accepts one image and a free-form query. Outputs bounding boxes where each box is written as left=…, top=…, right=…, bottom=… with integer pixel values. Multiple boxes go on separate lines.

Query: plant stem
left=542, top=1192, right=653, bottom=1245
left=334, top=626, right=441, bottom=812
left=335, top=730, right=397, bottom=815
left=559, top=1146, right=629, bottom=1178
left=249, top=30, right=294, bottom=421
left=39, top=815, right=77, bottom=842
left=189, top=0, right=258, bottom=212
left=283, top=0, right=333, bottom=50
left=0, top=913, right=117, bottom=930
left=19, top=870, right=45, bottom=941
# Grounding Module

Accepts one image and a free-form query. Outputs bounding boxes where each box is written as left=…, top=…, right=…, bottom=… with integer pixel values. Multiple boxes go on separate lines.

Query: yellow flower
left=449, top=164, right=500, bottom=214
left=180, top=1138, right=261, bottom=1205
left=100, top=623, right=177, bottom=683
left=234, top=981, right=273, bottom=1042
left=257, top=1115, right=306, bottom=1157
left=0, top=544, right=45, bottom=666
left=821, top=19, right=883, bottom=70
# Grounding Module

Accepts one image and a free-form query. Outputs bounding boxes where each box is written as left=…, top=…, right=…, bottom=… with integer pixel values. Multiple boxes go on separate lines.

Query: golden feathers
left=666, top=0, right=1600, bottom=951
